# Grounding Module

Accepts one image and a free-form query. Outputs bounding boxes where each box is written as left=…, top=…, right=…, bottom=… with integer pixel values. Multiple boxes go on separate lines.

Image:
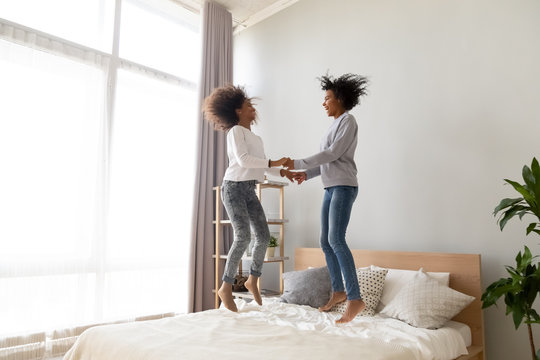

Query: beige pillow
left=380, top=271, right=474, bottom=329
left=331, top=268, right=388, bottom=317
left=369, top=265, right=450, bottom=312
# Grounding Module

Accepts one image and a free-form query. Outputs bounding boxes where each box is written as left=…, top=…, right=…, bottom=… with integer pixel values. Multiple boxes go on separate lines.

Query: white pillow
left=330, top=268, right=388, bottom=317
left=371, top=266, right=450, bottom=312
left=380, top=271, right=475, bottom=329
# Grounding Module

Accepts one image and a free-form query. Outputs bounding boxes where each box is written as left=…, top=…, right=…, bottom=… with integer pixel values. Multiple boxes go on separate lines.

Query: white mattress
left=64, top=299, right=470, bottom=360
left=445, top=320, right=472, bottom=347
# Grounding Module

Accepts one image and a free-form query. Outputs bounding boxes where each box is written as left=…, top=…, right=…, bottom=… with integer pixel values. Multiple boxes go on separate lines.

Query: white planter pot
left=266, top=247, right=276, bottom=258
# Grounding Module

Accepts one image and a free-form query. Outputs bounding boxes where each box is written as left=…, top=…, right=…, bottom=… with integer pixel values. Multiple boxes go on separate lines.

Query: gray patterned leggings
left=221, top=180, right=270, bottom=284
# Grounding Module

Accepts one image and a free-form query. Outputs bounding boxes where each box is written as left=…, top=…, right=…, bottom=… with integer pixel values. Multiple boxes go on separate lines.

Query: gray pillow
left=280, top=266, right=331, bottom=308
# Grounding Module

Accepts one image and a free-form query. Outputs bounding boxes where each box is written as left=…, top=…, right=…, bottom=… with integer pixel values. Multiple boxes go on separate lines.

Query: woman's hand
left=269, top=157, right=291, bottom=167
left=293, top=172, right=307, bottom=185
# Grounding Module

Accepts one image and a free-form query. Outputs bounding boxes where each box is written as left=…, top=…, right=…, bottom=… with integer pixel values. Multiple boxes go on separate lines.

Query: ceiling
left=172, top=0, right=300, bottom=32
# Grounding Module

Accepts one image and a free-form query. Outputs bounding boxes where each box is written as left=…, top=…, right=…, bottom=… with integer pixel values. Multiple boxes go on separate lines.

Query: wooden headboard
left=294, top=248, right=485, bottom=360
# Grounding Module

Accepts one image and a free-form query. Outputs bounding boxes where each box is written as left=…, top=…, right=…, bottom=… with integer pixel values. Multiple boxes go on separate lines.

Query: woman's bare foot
left=245, top=275, right=262, bottom=305
left=318, top=291, right=347, bottom=312
left=218, top=283, right=237, bottom=312
left=336, top=299, right=365, bottom=324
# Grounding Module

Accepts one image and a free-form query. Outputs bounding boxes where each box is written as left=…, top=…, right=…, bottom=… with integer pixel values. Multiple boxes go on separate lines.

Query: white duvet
left=64, top=299, right=469, bottom=360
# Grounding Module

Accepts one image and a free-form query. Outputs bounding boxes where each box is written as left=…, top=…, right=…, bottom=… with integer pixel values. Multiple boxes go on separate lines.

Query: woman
left=203, top=85, right=290, bottom=312
left=286, top=73, right=369, bottom=324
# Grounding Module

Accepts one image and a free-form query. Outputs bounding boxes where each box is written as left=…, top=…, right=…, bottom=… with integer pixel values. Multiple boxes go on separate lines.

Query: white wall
left=233, top=0, right=540, bottom=359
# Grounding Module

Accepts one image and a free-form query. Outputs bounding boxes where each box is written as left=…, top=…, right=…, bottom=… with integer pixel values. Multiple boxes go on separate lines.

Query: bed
left=63, top=248, right=484, bottom=360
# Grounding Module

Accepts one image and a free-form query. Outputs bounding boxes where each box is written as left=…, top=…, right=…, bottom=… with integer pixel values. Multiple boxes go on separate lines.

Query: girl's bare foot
left=336, top=299, right=365, bottom=324
left=318, top=291, right=347, bottom=312
left=218, top=283, right=237, bottom=312
left=245, top=275, right=262, bottom=305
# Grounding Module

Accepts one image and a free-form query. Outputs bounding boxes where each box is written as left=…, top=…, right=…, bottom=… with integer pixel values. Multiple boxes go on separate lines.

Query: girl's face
left=236, top=99, right=256, bottom=126
left=322, top=90, right=345, bottom=118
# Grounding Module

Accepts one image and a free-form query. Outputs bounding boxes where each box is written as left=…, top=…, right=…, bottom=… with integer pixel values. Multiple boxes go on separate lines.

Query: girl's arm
left=229, top=127, right=270, bottom=169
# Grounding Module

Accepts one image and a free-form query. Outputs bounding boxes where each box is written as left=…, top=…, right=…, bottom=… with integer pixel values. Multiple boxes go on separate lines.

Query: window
left=0, top=0, right=115, bottom=52
left=0, top=0, right=199, bottom=356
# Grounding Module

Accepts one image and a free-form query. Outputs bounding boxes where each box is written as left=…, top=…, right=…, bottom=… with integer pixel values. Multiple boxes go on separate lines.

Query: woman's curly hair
left=319, top=73, right=369, bottom=110
left=202, top=85, right=252, bottom=131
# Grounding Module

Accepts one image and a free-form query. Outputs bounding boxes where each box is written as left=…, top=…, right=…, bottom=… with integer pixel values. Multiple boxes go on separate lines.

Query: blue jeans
left=320, top=186, right=361, bottom=300
left=221, top=180, right=270, bottom=284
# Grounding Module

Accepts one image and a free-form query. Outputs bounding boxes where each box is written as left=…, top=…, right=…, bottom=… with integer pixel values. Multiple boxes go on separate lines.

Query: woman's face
left=322, top=90, right=345, bottom=118
left=237, top=99, right=256, bottom=124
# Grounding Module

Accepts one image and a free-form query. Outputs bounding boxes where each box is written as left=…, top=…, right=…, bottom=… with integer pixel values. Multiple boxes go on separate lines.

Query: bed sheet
left=64, top=299, right=469, bottom=360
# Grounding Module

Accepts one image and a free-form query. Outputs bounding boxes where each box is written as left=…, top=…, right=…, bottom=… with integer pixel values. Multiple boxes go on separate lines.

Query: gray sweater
left=294, top=112, right=358, bottom=188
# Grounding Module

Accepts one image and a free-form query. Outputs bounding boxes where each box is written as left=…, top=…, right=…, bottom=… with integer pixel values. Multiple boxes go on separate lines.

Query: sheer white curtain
left=0, top=0, right=199, bottom=358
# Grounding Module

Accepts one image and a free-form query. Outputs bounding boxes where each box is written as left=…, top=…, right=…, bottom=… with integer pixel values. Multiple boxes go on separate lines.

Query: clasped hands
left=270, top=157, right=307, bottom=184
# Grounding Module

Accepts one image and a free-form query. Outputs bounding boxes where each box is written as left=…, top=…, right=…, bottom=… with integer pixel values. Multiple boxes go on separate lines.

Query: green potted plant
left=266, top=235, right=279, bottom=258
left=482, top=157, right=540, bottom=360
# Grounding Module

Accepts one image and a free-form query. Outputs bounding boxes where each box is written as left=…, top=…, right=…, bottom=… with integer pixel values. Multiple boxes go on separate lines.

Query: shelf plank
left=259, top=182, right=288, bottom=188
left=212, top=289, right=282, bottom=298
left=212, top=255, right=289, bottom=262
left=213, top=219, right=288, bottom=225
left=232, top=289, right=282, bottom=300
left=213, top=180, right=288, bottom=191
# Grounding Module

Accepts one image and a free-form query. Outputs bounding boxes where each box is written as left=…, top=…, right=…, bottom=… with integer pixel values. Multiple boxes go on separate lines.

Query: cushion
left=372, top=266, right=450, bottom=312
left=380, top=270, right=475, bottom=329
left=330, top=268, right=388, bottom=317
left=280, top=266, right=331, bottom=308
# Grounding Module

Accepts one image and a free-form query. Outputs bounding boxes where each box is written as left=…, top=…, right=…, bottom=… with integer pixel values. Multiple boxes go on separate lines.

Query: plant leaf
left=482, top=279, right=514, bottom=308
left=522, top=246, right=532, bottom=265
left=499, top=205, right=529, bottom=230
left=505, top=179, right=536, bottom=208
left=523, top=164, right=536, bottom=188
left=529, top=308, right=540, bottom=322
left=527, top=223, right=538, bottom=235
left=505, top=265, right=521, bottom=278
left=494, top=198, right=523, bottom=216
left=510, top=302, right=525, bottom=329
left=517, top=208, right=530, bottom=220
left=531, top=158, right=540, bottom=201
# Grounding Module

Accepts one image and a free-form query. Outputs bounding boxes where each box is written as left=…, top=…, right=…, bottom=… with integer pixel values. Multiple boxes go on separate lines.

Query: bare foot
left=336, top=299, right=365, bottom=324
left=245, top=275, right=262, bottom=305
left=318, top=291, right=347, bottom=312
left=218, top=283, right=237, bottom=312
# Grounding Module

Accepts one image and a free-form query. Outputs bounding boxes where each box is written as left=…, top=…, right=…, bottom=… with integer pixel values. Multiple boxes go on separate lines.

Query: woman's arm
left=305, top=166, right=321, bottom=180
left=294, top=117, right=357, bottom=170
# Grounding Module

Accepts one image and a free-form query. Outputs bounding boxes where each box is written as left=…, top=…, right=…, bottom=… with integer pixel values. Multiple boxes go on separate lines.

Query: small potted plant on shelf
left=481, top=157, right=540, bottom=360
left=265, top=235, right=279, bottom=259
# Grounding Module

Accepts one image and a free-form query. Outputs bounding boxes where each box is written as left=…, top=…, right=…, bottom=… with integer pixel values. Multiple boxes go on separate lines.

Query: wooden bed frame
left=294, top=248, right=485, bottom=360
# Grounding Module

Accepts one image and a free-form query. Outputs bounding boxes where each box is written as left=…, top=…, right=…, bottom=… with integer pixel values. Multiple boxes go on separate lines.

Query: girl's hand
left=283, top=158, right=294, bottom=170
left=270, top=157, right=291, bottom=167
left=280, top=169, right=295, bottom=182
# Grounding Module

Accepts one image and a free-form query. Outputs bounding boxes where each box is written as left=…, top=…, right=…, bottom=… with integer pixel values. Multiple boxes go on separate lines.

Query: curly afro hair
left=202, top=85, right=252, bottom=131
left=319, top=73, right=369, bottom=110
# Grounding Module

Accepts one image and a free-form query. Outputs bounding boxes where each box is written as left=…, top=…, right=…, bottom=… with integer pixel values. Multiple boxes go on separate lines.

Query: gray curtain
left=188, top=1, right=233, bottom=313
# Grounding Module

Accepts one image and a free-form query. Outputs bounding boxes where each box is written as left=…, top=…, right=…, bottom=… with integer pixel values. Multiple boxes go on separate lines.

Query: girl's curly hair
left=319, top=73, right=369, bottom=110
left=202, top=85, right=252, bottom=131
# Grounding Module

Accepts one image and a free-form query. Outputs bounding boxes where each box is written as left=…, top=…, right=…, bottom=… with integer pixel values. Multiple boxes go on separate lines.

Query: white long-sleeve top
left=222, top=125, right=281, bottom=182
